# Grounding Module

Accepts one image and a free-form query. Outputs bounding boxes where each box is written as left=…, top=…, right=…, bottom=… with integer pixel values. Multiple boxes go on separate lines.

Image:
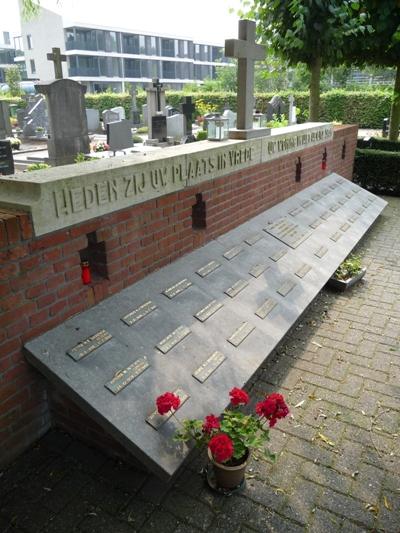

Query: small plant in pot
left=155, top=388, right=289, bottom=491
left=329, top=254, right=366, bottom=291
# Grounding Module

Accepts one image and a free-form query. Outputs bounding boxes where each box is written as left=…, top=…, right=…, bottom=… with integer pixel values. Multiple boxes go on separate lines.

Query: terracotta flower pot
left=208, top=447, right=249, bottom=490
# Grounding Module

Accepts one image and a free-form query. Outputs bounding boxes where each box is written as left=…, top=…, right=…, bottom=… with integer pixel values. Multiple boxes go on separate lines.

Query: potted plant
left=329, top=254, right=366, bottom=291
left=154, top=388, right=289, bottom=491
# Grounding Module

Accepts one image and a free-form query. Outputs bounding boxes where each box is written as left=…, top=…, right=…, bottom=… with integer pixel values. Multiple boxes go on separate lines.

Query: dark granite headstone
left=107, top=119, right=133, bottom=152
left=25, top=173, right=387, bottom=481
left=152, top=114, right=167, bottom=142
left=0, top=140, right=14, bottom=175
left=181, top=96, right=196, bottom=135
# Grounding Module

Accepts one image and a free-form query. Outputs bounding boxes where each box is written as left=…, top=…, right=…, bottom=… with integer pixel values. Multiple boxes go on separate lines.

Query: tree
left=241, top=1, right=366, bottom=120
left=5, top=66, right=22, bottom=96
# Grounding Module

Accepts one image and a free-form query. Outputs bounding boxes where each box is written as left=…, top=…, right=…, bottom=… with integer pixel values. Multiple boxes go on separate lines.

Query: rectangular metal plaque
left=245, top=233, right=262, bottom=246
left=265, top=218, right=311, bottom=249
left=329, top=183, right=337, bottom=190
left=348, top=214, right=359, bottom=223
left=320, top=211, right=332, bottom=221
left=338, top=196, right=348, bottom=206
left=227, top=322, right=255, bottom=347
left=309, top=218, right=322, bottom=229
left=121, top=301, right=157, bottom=326
left=330, top=231, right=342, bottom=242
left=196, top=260, right=221, bottom=278
left=255, top=298, right=277, bottom=319
left=355, top=207, right=365, bottom=216
left=301, top=200, right=313, bottom=209
left=156, top=325, right=191, bottom=354
left=312, top=193, right=322, bottom=201
left=146, top=388, right=189, bottom=430
left=277, top=280, right=296, bottom=297
left=295, top=263, right=312, bottom=279
left=105, top=357, right=149, bottom=395
left=67, top=329, right=112, bottom=361
left=321, top=187, right=331, bottom=196
left=330, top=204, right=340, bottom=212
left=336, top=177, right=345, bottom=184
left=289, top=207, right=302, bottom=217
left=163, top=279, right=192, bottom=299
left=352, top=186, right=360, bottom=193
left=192, top=351, right=226, bottom=383
left=223, top=245, right=243, bottom=260
left=269, top=248, right=288, bottom=262
left=249, top=263, right=270, bottom=278
left=346, top=192, right=354, bottom=199
left=194, top=300, right=223, bottom=322
left=315, top=245, right=328, bottom=258
left=225, top=279, right=249, bottom=298
left=340, top=222, right=351, bottom=232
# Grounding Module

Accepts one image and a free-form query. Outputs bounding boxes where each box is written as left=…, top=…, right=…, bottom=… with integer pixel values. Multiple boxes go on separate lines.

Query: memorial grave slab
left=25, top=173, right=387, bottom=481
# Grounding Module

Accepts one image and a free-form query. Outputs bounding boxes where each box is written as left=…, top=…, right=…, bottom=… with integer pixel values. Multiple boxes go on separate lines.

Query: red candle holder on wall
left=81, top=261, right=91, bottom=285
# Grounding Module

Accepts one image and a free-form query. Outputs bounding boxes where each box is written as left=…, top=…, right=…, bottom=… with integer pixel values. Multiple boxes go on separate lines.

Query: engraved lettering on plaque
left=312, top=193, right=322, bottom=201
left=163, top=278, right=192, bottom=299
left=105, top=357, right=149, bottom=394
left=348, top=214, right=359, bottom=223
left=315, top=246, right=328, bottom=258
left=67, top=329, right=112, bottom=361
left=192, top=351, right=226, bottom=383
left=277, top=280, right=296, bottom=297
left=346, top=192, right=354, bottom=199
left=146, top=388, right=189, bottom=429
left=121, top=301, right=157, bottom=326
left=340, top=222, right=351, bottom=232
left=249, top=263, right=270, bottom=278
left=338, top=197, right=348, bottom=205
left=265, top=217, right=311, bottom=249
left=196, top=260, right=221, bottom=278
left=194, top=300, right=223, bottom=322
left=269, top=248, right=287, bottom=262
left=255, top=298, right=277, bottom=319
left=330, top=204, right=340, bottom=212
left=321, top=188, right=330, bottom=196
left=309, top=218, right=322, bottom=229
left=330, top=231, right=342, bottom=242
left=245, top=233, right=262, bottom=246
left=225, top=279, right=249, bottom=298
left=301, top=200, right=313, bottom=209
left=156, top=325, right=191, bottom=354
left=355, top=207, right=365, bottom=215
left=223, top=245, right=243, bottom=260
left=320, top=211, right=332, bottom=221
left=295, top=263, right=312, bottom=279
left=228, top=322, right=255, bottom=347
left=289, top=207, right=302, bottom=217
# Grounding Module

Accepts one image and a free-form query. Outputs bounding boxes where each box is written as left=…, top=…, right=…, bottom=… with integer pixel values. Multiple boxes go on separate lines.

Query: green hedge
left=356, top=137, right=400, bottom=152
left=353, top=148, right=400, bottom=195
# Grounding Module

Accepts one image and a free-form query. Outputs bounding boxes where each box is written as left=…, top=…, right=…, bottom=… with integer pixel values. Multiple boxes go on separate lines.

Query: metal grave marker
left=295, top=264, right=312, bottom=279
left=225, top=279, right=249, bottom=298
left=269, top=248, right=288, bottom=262
left=277, top=280, right=297, bottom=297
left=245, top=233, right=263, bottom=246
left=223, top=245, right=244, bottom=260
left=163, top=279, right=192, bottom=298
left=192, top=351, right=226, bottom=383
left=255, top=298, right=277, bottom=319
left=67, top=330, right=112, bottom=361
left=249, top=263, right=270, bottom=278
left=264, top=217, right=312, bottom=249
left=146, top=388, right=190, bottom=430
left=156, top=326, right=191, bottom=354
left=227, top=322, right=255, bottom=347
left=122, top=301, right=157, bottom=326
left=105, top=357, right=150, bottom=394
left=196, top=260, right=221, bottom=278
left=315, top=245, right=328, bottom=258
left=194, top=300, right=223, bottom=322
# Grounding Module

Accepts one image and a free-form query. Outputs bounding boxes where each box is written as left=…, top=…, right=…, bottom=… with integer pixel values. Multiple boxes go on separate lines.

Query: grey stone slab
left=25, top=172, right=387, bottom=482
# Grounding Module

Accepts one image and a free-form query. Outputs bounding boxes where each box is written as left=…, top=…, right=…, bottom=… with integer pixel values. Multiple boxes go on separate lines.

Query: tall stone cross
left=152, top=78, right=163, bottom=113
left=225, top=20, right=266, bottom=136
left=47, top=47, right=67, bottom=79
left=181, top=96, right=196, bottom=135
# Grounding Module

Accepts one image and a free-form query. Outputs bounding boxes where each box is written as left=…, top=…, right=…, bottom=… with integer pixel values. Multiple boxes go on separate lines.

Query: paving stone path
left=1, top=196, right=399, bottom=533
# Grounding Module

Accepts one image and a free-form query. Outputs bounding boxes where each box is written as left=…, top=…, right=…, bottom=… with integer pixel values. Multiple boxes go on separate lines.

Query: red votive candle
left=81, top=261, right=91, bottom=285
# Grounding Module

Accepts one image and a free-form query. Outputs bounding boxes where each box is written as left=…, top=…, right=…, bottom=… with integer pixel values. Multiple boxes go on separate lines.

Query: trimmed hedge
left=353, top=148, right=400, bottom=195
left=357, top=137, right=400, bottom=152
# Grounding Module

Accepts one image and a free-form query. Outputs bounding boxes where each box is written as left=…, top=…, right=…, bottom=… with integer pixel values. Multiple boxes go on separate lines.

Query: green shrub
left=356, top=137, right=400, bottom=152
left=196, top=130, right=208, bottom=141
left=27, top=162, right=51, bottom=171
left=132, top=134, right=143, bottom=143
left=6, top=137, right=21, bottom=150
left=333, top=254, right=362, bottom=281
left=136, top=126, right=148, bottom=134
left=353, top=148, right=400, bottom=195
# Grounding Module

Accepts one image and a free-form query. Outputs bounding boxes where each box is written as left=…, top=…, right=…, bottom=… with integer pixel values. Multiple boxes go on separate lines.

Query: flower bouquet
left=155, top=387, right=289, bottom=490
left=91, top=141, right=109, bottom=153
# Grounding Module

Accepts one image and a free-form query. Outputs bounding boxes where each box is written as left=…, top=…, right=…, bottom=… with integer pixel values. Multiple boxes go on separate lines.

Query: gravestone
left=146, top=78, right=167, bottom=140
left=24, top=173, right=386, bottom=480
left=223, top=109, right=237, bottom=129
left=102, top=109, right=119, bottom=130
left=86, top=108, right=101, bottom=133
left=166, top=113, right=185, bottom=141
left=225, top=20, right=269, bottom=139
left=0, top=140, right=14, bottom=175
left=107, top=119, right=133, bottom=152
left=288, top=95, right=297, bottom=126
left=35, top=79, right=90, bottom=166
left=181, top=96, right=196, bottom=136
left=152, top=114, right=167, bottom=142
left=0, top=101, right=11, bottom=139
left=142, top=104, right=148, bottom=127
left=131, top=86, right=141, bottom=126
left=21, top=95, right=49, bottom=138
left=47, top=46, right=67, bottom=79
left=110, top=106, right=126, bottom=120
left=266, top=95, right=286, bottom=122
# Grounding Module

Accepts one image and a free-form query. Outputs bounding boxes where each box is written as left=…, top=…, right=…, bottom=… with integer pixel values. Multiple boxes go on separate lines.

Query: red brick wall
left=0, top=125, right=357, bottom=466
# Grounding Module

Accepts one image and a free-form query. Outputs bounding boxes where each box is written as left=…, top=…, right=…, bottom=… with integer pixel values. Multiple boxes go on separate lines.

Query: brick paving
left=1, top=196, right=399, bottom=533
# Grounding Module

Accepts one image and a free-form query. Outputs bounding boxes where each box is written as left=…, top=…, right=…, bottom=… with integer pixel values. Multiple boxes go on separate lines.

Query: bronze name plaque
left=355, top=206, right=365, bottom=216
left=321, top=187, right=331, bottom=196
left=121, top=301, right=157, bottom=326
left=315, top=245, right=328, bottom=258
left=156, top=325, right=191, bottom=354
left=320, top=211, right=332, bottom=221
left=301, top=199, right=313, bottom=209
left=249, top=263, right=270, bottom=278
left=223, top=245, right=244, bottom=260
left=340, top=222, right=351, bottom=232
left=346, top=191, right=354, bottom=199
left=255, top=298, right=277, bottom=319
left=312, top=193, right=322, bottom=201
left=348, top=214, right=359, bottom=223
left=330, top=203, right=340, bottom=212
left=336, top=177, right=345, bottom=184
left=228, top=322, right=255, bottom=347
left=269, top=248, right=288, bottom=262
left=163, top=278, right=192, bottom=299
left=289, top=207, right=302, bottom=217
left=225, top=279, right=249, bottom=298
left=245, top=233, right=262, bottom=246
left=194, top=300, right=223, bottom=322
left=265, top=217, right=311, bottom=249
left=363, top=198, right=373, bottom=207
left=338, top=196, right=348, bottom=206
left=146, top=388, right=189, bottom=430
left=309, top=218, right=322, bottom=229
left=330, top=231, right=342, bottom=242
left=196, top=260, right=221, bottom=278
left=67, top=329, right=112, bottom=361
left=277, top=280, right=296, bottom=297
left=192, top=351, right=226, bottom=383
left=105, top=357, right=149, bottom=395
left=295, top=263, right=312, bottom=279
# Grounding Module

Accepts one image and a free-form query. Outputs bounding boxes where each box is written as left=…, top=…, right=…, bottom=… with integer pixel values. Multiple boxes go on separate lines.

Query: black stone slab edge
left=146, top=388, right=190, bottom=430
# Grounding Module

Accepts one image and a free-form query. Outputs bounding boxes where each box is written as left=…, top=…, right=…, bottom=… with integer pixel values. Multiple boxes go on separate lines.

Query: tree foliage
left=5, top=66, right=22, bottom=97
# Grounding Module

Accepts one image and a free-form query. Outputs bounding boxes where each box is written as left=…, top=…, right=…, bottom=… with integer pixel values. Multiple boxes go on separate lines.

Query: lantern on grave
left=253, top=112, right=267, bottom=129
left=207, top=114, right=229, bottom=141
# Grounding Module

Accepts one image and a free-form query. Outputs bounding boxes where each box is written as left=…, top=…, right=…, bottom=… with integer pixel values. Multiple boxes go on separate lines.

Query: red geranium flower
left=156, top=392, right=181, bottom=415
left=229, top=387, right=249, bottom=406
left=256, top=393, right=289, bottom=427
left=202, top=414, right=220, bottom=434
left=208, top=433, right=234, bottom=463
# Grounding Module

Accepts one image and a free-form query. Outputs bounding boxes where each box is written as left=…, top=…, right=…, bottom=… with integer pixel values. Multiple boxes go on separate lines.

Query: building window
left=162, top=61, right=175, bottom=78
left=161, top=38, right=174, bottom=57
left=3, top=32, right=10, bottom=45
left=27, top=34, right=33, bottom=50
left=122, top=34, right=139, bottom=54
left=124, top=58, right=141, bottom=77
left=30, top=59, right=36, bottom=74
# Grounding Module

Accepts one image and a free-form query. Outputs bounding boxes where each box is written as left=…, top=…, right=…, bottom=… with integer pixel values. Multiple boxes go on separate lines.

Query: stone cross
left=47, top=47, right=67, bottom=79
left=152, top=78, right=163, bottom=113
left=225, top=20, right=265, bottom=131
left=288, top=95, right=296, bottom=125
left=181, top=96, right=196, bottom=135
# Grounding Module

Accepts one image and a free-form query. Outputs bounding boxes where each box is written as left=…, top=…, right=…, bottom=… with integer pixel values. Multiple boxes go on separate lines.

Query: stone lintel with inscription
left=0, top=122, right=332, bottom=236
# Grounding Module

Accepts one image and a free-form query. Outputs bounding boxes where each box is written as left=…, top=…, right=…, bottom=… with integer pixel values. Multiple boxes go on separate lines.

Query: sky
left=5, top=0, right=244, bottom=44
